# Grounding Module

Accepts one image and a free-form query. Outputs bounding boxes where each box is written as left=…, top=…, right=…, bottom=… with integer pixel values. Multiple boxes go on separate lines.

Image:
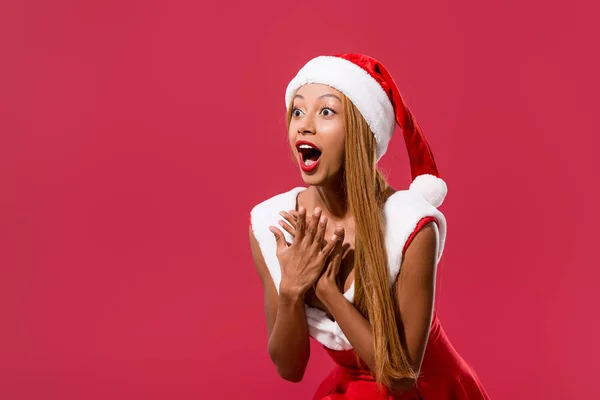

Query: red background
left=1, top=0, right=599, bottom=399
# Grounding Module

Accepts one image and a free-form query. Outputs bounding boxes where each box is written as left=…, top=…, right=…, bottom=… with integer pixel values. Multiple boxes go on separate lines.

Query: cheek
left=321, top=124, right=345, bottom=163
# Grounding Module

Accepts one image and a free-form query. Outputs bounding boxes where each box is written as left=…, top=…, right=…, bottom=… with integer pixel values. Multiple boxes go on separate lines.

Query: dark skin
left=248, top=84, right=439, bottom=394
left=284, top=188, right=357, bottom=318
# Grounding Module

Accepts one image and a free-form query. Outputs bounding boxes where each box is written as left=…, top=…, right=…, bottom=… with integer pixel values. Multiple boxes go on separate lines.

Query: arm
left=391, top=220, right=439, bottom=391
left=248, top=208, right=337, bottom=382
left=248, top=225, right=310, bottom=382
left=318, top=221, right=439, bottom=394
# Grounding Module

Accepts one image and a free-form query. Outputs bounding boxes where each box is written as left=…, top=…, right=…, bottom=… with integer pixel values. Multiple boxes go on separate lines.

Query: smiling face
left=287, top=83, right=346, bottom=186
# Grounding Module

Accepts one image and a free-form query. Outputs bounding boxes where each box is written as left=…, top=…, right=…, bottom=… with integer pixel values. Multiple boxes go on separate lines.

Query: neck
left=308, top=175, right=349, bottom=221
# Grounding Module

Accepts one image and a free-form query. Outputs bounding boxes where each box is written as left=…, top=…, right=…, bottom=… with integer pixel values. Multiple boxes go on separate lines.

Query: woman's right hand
left=269, top=207, right=339, bottom=297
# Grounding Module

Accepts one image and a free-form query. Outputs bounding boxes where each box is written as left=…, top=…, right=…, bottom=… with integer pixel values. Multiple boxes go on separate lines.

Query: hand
left=278, top=210, right=346, bottom=300
left=277, top=210, right=333, bottom=250
left=269, top=207, right=339, bottom=297
left=277, top=209, right=326, bottom=247
left=315, top=227, right=345, bottom=301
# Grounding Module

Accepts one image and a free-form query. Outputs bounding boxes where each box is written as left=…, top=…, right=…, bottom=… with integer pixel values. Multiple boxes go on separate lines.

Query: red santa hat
left=285, top=53, right=448, bottom=208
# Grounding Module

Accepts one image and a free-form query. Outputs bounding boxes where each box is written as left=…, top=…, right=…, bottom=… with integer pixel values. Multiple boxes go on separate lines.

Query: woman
left=248, top=54, right=490, bottom=399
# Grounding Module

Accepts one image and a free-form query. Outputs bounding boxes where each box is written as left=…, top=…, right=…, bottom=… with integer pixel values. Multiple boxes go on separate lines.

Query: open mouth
left=297, top=142, right=322, bottom=167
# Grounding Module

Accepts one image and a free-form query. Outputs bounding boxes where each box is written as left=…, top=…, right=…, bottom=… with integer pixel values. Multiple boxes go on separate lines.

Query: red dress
left=312, top=309, right=490, bottom=399
left=313, top=217, right=491, bottom=399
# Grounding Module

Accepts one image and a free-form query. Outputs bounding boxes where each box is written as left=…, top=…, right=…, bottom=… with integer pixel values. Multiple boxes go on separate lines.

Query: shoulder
left=384, top=189, right=444, bottom=218
left=383, top=189, right=446, bottom=236
left=405, top=221, right=439, bottom=255
left=248, top=187, right=304, bottom=293
left=383, top=189, right=447, bottom=283
left=250, top=187, right=304, bottom=221
left=249, top=186, right=305, bottom=248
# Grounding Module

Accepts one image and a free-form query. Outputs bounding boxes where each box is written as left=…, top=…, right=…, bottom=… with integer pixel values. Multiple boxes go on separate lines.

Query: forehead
left=294, top=83, right=343, bottom=99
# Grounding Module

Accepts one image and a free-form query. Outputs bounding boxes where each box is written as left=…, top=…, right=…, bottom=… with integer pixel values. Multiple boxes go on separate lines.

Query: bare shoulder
left=400, top=221, right=439, bottom=279
left=406, top=221, right=438, bottom=257
left=409, top=221, right=438, bottom=248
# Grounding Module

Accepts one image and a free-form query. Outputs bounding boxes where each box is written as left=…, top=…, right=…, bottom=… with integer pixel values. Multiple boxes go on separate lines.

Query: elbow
left=270, top=352, right=306, bottom=382
left=267, top=342, right=307, bottom=383
left=276, top=366, right=305, bottom=383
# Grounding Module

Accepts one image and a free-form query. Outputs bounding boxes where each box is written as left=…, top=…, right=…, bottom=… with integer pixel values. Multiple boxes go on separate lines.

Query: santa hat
left=285, top=53, right=447, bottom=208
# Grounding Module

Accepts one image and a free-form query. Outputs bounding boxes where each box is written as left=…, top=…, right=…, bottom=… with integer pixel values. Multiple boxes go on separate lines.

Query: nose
left=298, top=108, right=316, bottom=135
left=297, top=115, right=316, bottom=135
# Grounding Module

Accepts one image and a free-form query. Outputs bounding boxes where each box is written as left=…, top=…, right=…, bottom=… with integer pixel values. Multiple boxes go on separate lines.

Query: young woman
left=248, top=54, right=490, bottom=399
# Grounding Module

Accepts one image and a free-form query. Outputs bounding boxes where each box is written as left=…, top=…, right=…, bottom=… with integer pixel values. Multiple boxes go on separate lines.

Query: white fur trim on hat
left=285, top=56, right=396, bottom=160
left=409, top=174, right=448, bottom=208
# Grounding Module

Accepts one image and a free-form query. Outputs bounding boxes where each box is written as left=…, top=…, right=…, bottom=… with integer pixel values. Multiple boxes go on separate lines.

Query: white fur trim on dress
left=250, top=187, right=447, bottom=351
left=409, top=174, right=448, bottom=208
left=285, top=56, right=396, bottom=160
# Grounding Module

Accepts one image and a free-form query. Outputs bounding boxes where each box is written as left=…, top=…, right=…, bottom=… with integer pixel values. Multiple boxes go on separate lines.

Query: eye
left=320, top=107, right=336, bottom=117
left=292, top=108, right=304, bottom=117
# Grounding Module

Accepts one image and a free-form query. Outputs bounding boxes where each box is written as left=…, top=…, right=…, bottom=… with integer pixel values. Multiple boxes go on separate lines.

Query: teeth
left=304, top=159, right=315, bottom=166
left=298, top=144, right=316, bottom=150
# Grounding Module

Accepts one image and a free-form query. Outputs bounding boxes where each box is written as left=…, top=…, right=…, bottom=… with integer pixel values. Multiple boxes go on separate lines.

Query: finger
left=295, top=207, right=306, bottom=241
left=327, top=236, right=345, bottom=277
left=333, top=227, right=345, bottom=244
left=279, top=211, right=297, bottom=230
left=304, top=207, right=321, bottom=243
left=319, top=240, right=336, bottom=261
left=268, top=226, right=288, bottom=253
left=289, top=210, right=299, bottom=219
left=311, top=215, right=328, bottom=251
left=320, top=227, right=344, bottom=259
left=277, top=219, right=295, bottom=238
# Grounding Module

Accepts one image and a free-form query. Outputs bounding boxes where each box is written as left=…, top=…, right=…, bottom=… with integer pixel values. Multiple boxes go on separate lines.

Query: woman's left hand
left=314, top=227, right=344, bottom=301
left=278, top=210, right=345, bottom=300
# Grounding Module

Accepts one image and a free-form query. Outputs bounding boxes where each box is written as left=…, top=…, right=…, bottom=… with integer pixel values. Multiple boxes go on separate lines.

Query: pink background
left=1, top=0, right=599, bottom=399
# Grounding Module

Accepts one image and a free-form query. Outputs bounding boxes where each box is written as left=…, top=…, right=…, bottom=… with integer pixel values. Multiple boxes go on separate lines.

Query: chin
left=296, top=156, right=342, bottom=186
left=300, top=169, right=340, bottom=187
left=300, top=172, right=323, bottom=186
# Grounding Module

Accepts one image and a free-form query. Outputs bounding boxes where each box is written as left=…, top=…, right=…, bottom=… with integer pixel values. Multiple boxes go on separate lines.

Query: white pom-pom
left=409, top=174, right=448, bottom=208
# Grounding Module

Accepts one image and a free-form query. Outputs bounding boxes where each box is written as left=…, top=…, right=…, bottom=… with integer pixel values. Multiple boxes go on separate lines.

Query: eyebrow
left=293, top=93, right=342, bottom=102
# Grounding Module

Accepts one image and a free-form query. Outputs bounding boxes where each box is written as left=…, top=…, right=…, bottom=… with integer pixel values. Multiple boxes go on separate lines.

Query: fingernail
left=315, top=207, right=321, bottom=215
left=320, top=216, right=326, bottom=224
